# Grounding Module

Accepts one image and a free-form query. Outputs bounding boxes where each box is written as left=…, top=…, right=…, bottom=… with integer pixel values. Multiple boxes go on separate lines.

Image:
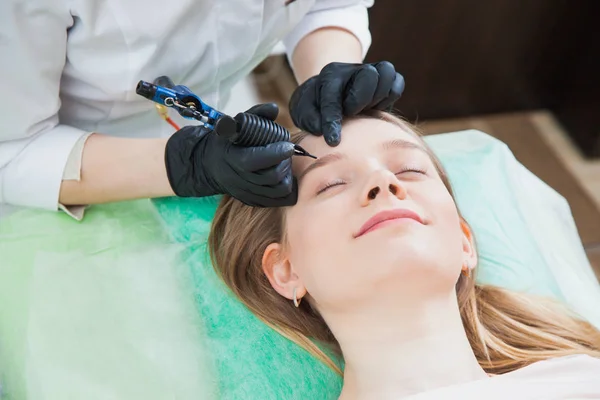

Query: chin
left=358, top=223, right=428, bottom=249
left=372, top=261, right=460, bottom=299
left=356, top=241, right=458, bottom=285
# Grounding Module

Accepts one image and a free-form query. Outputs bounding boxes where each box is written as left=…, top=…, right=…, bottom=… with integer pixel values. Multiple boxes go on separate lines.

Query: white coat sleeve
left=0, top=0, right=91, bottom=211
left=282, top=0, right=375, bottom=63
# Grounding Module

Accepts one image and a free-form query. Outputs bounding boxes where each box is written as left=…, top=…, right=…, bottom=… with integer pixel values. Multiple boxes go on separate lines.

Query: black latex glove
left=289, top=61, right=405, bottom=146
left=164, top=103, right=298, bottom=207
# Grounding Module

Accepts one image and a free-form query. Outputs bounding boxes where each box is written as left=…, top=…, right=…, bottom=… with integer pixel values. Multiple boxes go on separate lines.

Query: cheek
left=285, top=208, right=329, bottom=271
left=284, top=204, right=349, bottom=293
left=285, top=202, right=334, bottom=244
left=425, top=186, right=465, bottom=256
left=433, top=189, right=461, bottom=224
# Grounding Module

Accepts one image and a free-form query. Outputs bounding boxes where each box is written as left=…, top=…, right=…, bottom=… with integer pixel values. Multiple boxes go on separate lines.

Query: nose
left=360, top=170, right=407, bottom=206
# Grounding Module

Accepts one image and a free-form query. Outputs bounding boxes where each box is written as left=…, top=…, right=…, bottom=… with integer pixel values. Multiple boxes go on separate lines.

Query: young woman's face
left=278, top=118, right=473, bottom=312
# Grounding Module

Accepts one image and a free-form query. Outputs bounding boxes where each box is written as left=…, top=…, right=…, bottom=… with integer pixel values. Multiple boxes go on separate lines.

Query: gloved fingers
left=245, top=103, right=280, bottom=121
left=266, top=177, right=298, bottom=207
left=373, top=72, right=405, bottom=111
left=255, top=173, right=295, bottom=199
left=226, top=186, right=266, bottom=207
left=229, top=141, right=295, bottom=172
left=231, top=176, right=298, bottom=207
left=342, top=64, right=379, bottom=115
left=240, top=158, right=292, bottom=186
left=368, top=61, right=398, bottom=109
left=318, top=75, right=346, bottom=146
left=289, top=80, right=322, bottom=134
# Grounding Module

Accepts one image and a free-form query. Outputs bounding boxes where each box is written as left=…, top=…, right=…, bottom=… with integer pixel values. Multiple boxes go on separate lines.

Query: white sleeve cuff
left=1, top=125, right=90, bottom=211
left=282, top=2, right=372, bottom=64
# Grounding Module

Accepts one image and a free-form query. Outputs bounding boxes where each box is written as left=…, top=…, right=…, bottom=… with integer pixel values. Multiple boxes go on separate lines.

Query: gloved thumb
left=244, top=103, right=280, bottom=121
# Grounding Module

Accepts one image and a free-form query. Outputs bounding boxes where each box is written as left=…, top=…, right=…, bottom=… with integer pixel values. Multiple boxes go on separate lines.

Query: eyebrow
left=383, top=138, right=428, bottom=154
left=298, top=152, right=347, bottom=180
left=298, top=139, right=428, bottom=180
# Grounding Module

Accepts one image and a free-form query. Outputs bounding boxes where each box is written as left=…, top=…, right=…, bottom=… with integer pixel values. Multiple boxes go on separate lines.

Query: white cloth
left=404, top=355, right=600, bottom=399
left=0, top=0, right=373, bottom=213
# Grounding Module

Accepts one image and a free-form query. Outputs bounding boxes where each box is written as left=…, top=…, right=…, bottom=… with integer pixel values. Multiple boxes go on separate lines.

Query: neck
left=328, top=291, right=488, bottom=400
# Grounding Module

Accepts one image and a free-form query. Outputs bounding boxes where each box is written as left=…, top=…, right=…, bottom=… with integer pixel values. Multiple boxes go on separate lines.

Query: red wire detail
left=165, top=117, right=180, bottom=131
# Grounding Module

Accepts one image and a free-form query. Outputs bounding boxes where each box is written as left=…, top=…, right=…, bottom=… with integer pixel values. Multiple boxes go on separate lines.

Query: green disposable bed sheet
left=1, top=130, right=599, bottom=400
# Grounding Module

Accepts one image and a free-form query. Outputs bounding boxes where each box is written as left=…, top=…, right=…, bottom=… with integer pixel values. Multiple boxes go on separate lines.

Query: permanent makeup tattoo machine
left=135, top=76, right=316, bottom=159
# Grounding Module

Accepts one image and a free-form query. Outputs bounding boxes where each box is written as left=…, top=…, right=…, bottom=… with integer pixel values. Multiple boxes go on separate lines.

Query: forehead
left=292, top=117, right=421, bottom=173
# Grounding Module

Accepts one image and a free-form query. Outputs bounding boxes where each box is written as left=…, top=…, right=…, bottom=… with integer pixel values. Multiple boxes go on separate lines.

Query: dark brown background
left=364, top=0, right=600, bottom=158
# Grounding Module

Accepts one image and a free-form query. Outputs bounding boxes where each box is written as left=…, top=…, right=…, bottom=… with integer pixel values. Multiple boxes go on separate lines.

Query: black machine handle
left=214, top=113, right=290, bottom=147
left=148, top=76, right=311, bottom=155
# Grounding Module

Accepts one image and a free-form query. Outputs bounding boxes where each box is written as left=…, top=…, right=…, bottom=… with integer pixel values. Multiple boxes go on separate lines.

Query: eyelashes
left=398, top=166, right=427, bottom=175
left=316, top=179, right=346, bottom=195
left=315, top=167, right=427, bottom=195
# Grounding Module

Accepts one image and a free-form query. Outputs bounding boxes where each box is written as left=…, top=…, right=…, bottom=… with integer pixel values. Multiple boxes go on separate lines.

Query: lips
left=354, top=208, right=424, bottom=238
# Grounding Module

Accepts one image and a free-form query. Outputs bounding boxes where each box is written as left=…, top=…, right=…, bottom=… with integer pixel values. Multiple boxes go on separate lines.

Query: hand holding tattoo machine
left=135, top=76, right=316, bottom=159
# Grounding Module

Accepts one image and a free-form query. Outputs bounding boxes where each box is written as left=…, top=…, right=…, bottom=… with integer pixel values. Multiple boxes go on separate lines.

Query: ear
left=262, top=243, right=306, bottom=302
left=460, top=219, right=477, bottom=273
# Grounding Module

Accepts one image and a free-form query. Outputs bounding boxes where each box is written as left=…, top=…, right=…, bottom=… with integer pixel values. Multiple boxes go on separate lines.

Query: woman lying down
left=208, top=111, right=600, bottom=399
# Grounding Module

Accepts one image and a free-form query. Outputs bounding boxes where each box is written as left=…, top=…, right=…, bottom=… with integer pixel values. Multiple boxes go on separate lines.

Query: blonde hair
left=208, top=111, right=600, bottom=376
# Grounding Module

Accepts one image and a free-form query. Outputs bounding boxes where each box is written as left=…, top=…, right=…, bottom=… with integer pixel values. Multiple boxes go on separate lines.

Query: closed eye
left=396, top=167, right=427, bottom=175
left=316, top=179, right=346, bottom=195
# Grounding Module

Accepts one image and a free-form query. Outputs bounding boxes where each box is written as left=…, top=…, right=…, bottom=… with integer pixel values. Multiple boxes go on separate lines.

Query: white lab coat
left=0, top=0, right=374, bottom=215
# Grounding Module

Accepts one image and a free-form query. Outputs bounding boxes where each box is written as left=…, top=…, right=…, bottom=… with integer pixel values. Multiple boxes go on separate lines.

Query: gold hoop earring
left=461, top=267, right=471, bottom=279
left=293, top=287, right=301, bottom=308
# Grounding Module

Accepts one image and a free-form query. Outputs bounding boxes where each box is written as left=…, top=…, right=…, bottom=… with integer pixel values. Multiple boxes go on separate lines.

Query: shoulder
left=403, top=355, right=600, bottom=400
left=522, top=354, right=600, bottom=371
left=498, top=354, right=600, bottom=398
left=513, top=354, right=600, bottom=379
